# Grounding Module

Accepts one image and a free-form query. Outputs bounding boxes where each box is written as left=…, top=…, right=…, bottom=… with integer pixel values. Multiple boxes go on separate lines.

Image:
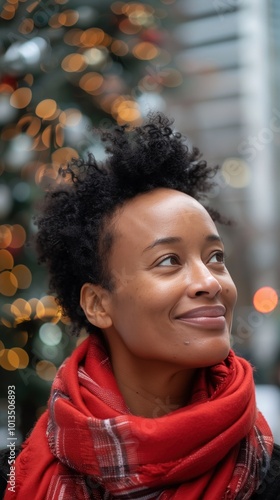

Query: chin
left=207, top=346, right=231, bottom=367
left=196, top=341, right=231, bottom=368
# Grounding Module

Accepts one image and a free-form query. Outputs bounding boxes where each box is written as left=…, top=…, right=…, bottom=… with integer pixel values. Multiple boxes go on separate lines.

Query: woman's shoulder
left=251, top=443, right=280, bottom=499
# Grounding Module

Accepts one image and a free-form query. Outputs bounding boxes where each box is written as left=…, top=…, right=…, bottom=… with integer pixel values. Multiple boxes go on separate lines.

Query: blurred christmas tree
left=0, top=0, right=181, bottom=441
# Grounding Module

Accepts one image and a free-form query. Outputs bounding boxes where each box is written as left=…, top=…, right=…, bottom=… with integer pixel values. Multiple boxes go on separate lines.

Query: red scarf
left=5, top=336, right=273, bottom=500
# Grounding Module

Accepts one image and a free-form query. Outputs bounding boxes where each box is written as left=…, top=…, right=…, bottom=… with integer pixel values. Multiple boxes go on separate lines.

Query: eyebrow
left=143, top=237, right=183, bottom=253
left=142, top=234, right=223, bottom=253
left=206, top=234, right=223, bottom=243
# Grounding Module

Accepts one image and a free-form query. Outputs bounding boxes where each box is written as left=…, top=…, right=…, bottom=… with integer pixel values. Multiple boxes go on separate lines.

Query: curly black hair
left=35, top=112, right=222, bottom=335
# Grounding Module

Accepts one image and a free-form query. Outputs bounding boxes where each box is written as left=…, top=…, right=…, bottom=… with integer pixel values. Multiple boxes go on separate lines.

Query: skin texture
left=80, top=188, right=237, bottom=417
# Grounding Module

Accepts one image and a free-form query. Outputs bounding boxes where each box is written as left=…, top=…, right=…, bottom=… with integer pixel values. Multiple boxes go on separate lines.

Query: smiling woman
left=2, top=113, right=279, bottom=499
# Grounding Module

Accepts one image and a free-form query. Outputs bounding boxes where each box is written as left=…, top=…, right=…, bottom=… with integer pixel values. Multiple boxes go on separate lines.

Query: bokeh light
left=36, top=360, right=57, bottom=381
left=0, top=347, right=28, bottom=370
left=0, top=249, right=14, bottom=271
left=80, top=28, right=105, bottom=47
left=222, top=158, right=251, bottom=188
left=132, top=42, right=159, bottom=60
left=19, top=17, right=34, bottom=35
left=79, top=72, right=104, bottom=94
left=0, top=350, right=17, bottom=371
left=0, top=225, right=12, bottom=248
left=9, top=224, right=26, bottom=248
left=61, top=53, right=87, bottom=72
left=17, top=115, right=41, bottom=137
left=39, top=323, right=62, bottom=346
left=52, top=147, right=78, bottom=164
left=10, top=88, right=32, bottom=109
left=0, top=271, right=18, bottom=296
left=11, top=298, right=32, bottom=322
left=8, top=348, right=29, bottom=369
left=12, top=265, right=32, bottom=289
left=59, top=108, right=82, bottom=126
left=36, top=295, right=61, bottom=323
left=253, top=286, right=279, bottom=313
left=111, top=40, right=129, bottom=56
left=35, top=99, right=58, bottom=120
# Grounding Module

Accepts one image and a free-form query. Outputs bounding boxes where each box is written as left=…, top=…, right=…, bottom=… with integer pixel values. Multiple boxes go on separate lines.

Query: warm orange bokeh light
left=80, top=28, right=105, bottom=47
left=8, top=348, right=29, bottom=369
left=0, top=249, right=14, bottom=271
left=51, top=147, right=78, bottom=165
left=0, top=349, right=17, bottom=371
left=11, top=298, right=32, bottom=319
left=17, top=115, right=41, bottom=137
left=132, top=42, right=158, bottom=60
left=35, top=99, right=57, bottom=120
left=12, top=265, right=32, bottom=289
left=119, top=18, right=141, bottom=34
left=59, top=108, right=82, bottom=126
left=111, top=2, right=125, bottom=15
left=0, top=271, right=18, bottom=296
left=9, top=224, right=26, bottom=249
left=111, top=40, right=129, bottom=56
left=36, top=360, right=57, bottom=381
left=19, top=18, right=34, bottom=35
left=253, top=286, right=278, bottom=313
left=61, top=54, right=87, bottom=72
left=10, top=88, right=32, bottom=109
left=1, top=5, right=16, bottom=21
left=58, top=9, right=79, bottom=27
left=79, top=72, right=104, bottom=94
left=0, top=226, right=12, bottom=248
left=36, top=295, right=61, bottom=323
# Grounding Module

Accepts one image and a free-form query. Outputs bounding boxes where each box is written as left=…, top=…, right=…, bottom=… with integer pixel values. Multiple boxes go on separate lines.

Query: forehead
left=113, top=188, right=217, bottom=241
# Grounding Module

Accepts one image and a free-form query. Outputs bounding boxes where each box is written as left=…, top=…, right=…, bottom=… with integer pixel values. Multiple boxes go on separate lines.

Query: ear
left=80, top=283, right=113, bottom=330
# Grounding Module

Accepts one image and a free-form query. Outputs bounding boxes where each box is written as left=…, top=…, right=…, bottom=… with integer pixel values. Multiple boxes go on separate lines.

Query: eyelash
left=157, top=255, right=180, bottom=267
left=157, top=251, right=225, bottom=267
left=209, top=251, right=225, bottom=264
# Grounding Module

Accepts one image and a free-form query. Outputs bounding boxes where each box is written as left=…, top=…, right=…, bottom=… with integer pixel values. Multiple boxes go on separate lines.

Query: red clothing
left=4, top=336, right=273, bottom=499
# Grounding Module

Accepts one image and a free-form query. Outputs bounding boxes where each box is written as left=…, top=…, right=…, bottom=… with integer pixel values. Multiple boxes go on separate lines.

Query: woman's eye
left=158, top=255, right=179, bottom=267
left=209, top=251, right=225, bottom=264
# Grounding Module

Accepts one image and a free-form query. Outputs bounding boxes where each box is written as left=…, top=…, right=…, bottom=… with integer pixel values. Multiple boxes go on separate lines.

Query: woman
left=3, top=113, right=280, bottom=499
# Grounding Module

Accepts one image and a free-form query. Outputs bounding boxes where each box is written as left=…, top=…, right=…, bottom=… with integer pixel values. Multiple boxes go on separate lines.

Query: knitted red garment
left=5, top=336, right=273, bottom=500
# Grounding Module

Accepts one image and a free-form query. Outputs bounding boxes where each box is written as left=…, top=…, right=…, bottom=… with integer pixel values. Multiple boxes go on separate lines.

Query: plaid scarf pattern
left=5, top=336, right=273, bottom=500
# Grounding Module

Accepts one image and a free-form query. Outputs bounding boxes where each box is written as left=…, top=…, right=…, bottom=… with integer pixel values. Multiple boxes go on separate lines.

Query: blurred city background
left=1, top=0, right=280, bottom=446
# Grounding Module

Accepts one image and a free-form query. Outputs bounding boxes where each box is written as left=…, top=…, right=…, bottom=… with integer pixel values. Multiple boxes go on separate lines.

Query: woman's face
left=97, top=188, right=237, bottom=370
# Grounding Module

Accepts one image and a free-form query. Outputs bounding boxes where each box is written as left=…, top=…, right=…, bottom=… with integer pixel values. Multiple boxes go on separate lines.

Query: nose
left=185, top=261, right=222, bottom=299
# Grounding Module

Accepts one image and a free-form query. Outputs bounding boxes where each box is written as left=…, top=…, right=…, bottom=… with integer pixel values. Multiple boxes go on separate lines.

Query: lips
left=175, top=305, right=226, bottom=329
left=177, top=305, right=226, bottom=319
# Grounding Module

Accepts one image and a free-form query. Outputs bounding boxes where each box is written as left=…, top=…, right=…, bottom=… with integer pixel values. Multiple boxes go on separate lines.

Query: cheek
left=224, top=279, right=238, bottom=309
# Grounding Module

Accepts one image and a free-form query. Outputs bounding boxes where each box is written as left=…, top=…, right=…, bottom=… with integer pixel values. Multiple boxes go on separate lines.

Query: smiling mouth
left=175, top=306, right=227, bottom=330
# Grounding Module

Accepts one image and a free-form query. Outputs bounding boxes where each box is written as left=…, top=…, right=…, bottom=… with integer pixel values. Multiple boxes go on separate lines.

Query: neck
left=110, top=355, right=196, bottom=418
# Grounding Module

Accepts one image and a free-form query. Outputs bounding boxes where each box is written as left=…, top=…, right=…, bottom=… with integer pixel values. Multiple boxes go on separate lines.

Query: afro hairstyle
left=35, top=112, right=222, bottom=335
